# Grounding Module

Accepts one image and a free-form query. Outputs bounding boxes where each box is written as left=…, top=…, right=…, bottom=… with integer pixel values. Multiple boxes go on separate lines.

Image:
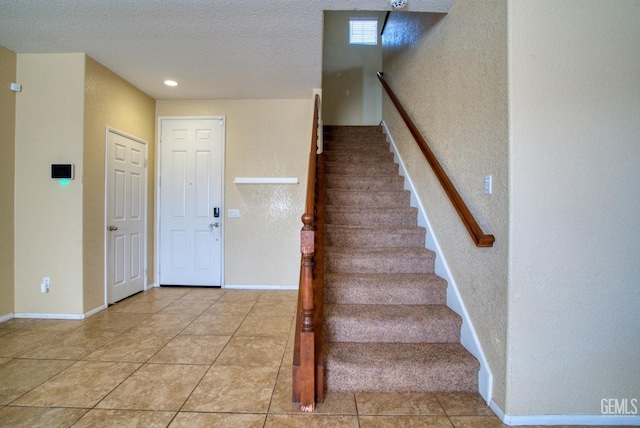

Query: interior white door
left=106, top=129, right=147, bottom=304
left=159, top=118, right=224, bottom=286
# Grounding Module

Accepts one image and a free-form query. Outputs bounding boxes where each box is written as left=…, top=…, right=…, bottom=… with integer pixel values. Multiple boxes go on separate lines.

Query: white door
left=159, top=117, right=224, bottom=286
left=106, top=129, right=147, bottom=304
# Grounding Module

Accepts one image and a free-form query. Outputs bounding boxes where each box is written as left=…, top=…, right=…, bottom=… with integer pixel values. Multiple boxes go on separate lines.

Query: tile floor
left=0, top=287, right=613, bottom=427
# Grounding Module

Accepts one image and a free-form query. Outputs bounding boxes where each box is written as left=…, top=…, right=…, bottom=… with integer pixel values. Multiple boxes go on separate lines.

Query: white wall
left=156, top=99, right=312, bottom=288
left=15, top=54, right=85, bottom=315
left=507, top=0, right=640, bottom=417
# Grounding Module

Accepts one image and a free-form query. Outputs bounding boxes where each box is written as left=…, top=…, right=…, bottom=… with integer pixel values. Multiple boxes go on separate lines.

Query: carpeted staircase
left=322, top=125, right=479, bottom=393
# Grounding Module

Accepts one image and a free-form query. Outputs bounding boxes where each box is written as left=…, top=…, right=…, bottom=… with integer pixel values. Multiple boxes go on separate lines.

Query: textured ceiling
left=0, top=0, right=454, bottom=100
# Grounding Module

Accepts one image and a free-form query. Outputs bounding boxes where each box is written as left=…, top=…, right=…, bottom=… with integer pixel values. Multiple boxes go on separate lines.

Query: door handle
left=108, top=225, right=118, bottom=231
left=209, top=222, right=219, bottom=230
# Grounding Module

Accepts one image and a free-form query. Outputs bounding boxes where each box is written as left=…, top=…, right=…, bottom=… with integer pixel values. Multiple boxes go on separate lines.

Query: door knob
left=108, top=225, right=118, bottom=231
left=209, top=222, right=220, bottom=230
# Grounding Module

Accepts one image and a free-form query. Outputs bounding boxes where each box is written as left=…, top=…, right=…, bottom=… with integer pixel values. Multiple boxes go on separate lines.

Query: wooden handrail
left=292, top=94, right=324, bottom=411
left=377, top=72, right=495, bottom=247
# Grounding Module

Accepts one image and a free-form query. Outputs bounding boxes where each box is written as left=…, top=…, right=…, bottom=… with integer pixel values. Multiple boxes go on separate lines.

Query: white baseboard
left=14, top=312, right=86, bottom=320
left=223, top=284, right=298, bottom=290
left=381, top=121, right=492, bottom=402
left=84, top=305, right=107, bottom=318
left=14, top=304, right=108, bottom=321
left=490, top=400, right=640, bottom=426
left=0, top=313, right=14, bottom=323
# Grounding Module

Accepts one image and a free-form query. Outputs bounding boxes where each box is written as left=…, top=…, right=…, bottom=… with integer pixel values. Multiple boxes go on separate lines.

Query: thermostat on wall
left=51, top=164, right=74, bottom=179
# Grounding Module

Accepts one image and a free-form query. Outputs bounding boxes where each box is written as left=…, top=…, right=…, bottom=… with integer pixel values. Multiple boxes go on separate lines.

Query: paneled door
left=159, top=117, right=224, bottom=286
left=106, top=129, right=147, bottom=304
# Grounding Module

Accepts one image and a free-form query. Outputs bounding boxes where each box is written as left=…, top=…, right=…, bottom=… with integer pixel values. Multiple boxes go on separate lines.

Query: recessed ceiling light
left=164, top=80, right=178, bottom=87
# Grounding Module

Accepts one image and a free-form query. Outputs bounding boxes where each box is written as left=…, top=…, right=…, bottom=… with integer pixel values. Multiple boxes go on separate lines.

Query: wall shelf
left=233, top=177, right=298, bottom=184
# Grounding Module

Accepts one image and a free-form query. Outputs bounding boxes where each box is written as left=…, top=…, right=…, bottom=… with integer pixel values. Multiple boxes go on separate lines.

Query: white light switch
left=484, top=175, right=492, bottom=195
left=228, top=209, right=240, bottom=218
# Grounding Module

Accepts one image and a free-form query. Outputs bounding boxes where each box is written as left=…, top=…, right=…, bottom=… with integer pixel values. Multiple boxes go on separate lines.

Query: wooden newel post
left=299, top=212, right=315, bottom=412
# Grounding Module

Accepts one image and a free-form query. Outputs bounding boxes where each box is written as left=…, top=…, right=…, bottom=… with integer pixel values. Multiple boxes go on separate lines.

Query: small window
left=349, top=19, right=378, bottom=45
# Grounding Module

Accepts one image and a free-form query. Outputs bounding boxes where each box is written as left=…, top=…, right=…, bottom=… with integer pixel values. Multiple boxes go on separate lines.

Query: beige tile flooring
left=0, top=287, right=608, bottom=427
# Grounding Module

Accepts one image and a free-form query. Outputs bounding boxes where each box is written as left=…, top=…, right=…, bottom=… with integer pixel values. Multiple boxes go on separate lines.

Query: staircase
left=322, top=125, right=479, bottom=393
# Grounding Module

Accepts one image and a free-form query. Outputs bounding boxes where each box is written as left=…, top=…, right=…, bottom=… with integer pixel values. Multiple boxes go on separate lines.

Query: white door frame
left=155, top=116, right=226, bottom=288
left=104, top=126, right=149, bottom=306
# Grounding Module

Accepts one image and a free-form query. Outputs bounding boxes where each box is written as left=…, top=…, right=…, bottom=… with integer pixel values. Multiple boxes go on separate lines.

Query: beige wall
left=323, top=11, right=385, bottom=126
left=156, top=99, right=311, bottom=287
left=382, top=2, right=509, bottom=407
left=12, top=53, right=154, bottom=316
left=15, top=54, right=86, bottom=314
left=0, top=46, right=16, bottom=317
left=383, top=0, right=640, bottom=419
left=83, top=56, right=155, bottom=312
left=507, top=0, right=640, bottom=416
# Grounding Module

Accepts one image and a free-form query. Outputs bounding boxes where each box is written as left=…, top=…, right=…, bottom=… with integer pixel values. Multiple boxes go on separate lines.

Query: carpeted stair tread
left=325, top=342, right=479, bottom=393
left=324, top=160, right=399, bottom=176
left=324, top=174, right=405, bottom=191
left=325, top=304, right=461, bottom=343
left=325, top=247, right=435, bottom=274
left=325, top=189, right=410, bottom=207
left=324, top=138, right=387, bottom=147
left=324, top=126, right=384, bottom=139
left=325, top=224, right=425, bottom=248
left=324, top=137, right=384, bottom=144
left=324, top=272, right=447, bottom=305
left=323, top=151, right=394, bottom=164
left=324, top=205, right=418, bottom=227
left=323, top=144, right=390, bottom=155
left=324, top=125, right=382, bottom=131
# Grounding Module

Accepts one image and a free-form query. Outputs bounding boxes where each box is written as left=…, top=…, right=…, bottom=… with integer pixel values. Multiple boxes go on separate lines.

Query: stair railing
left=377, top=72, right=495, bottom=247
left=292, top=94, right=324, bottom=411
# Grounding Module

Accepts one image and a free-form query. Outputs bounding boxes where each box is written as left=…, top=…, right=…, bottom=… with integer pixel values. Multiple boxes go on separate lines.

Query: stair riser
left=324, top=341, right=480, bottom=393
left=325, top=318, right=460, bottom=343
left=324, top=131, right=384, bottom=139
left=324, top=139, right=386, bottom=148
left=324, top=175, right=405, bottom=191
left=325, top=128, right=383, bottom=134
left=323, top=148, right=393, bottom=162
left=325, top=284, right=446, bottom=305
left=325, top=227, right=425, bottom=248
left=324, top=208, right=418, bottom=227
left=324, top=273, right=447, bottom=305
left=325, top=364, right=478, bottom=393
left=324, top=162, right=398, bottom=176
left=324, top=143, right=390, bottom=151
left=325, top=251, right=435, bottom=274
left=324, top=125, right=382, bottom=132
left=325, top=190, right=410, bottom=207
left=323, top=152, right=394, bottom=164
